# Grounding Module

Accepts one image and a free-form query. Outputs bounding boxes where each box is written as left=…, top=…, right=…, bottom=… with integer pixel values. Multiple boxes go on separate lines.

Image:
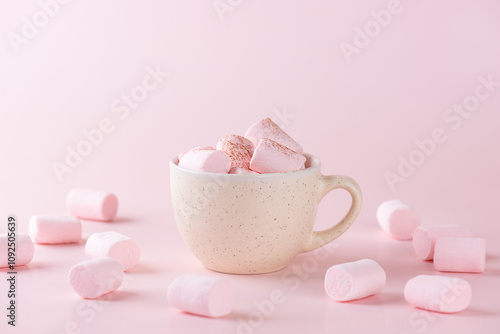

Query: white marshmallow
left=404, top=275, right=471, bottom=313
left=324, top=259, right=386, bottom=302
left=0, top=234, right=34, bottom=268
left=249, top=138, right=306, bottom=173
left=67, top=189, right=119, bottom=222
left=68, top=257, right=124, bottom=299
left=434, top=237, right=486, bottom=273
left=178, top=146, right=215, bottom=160
left=245, top=118, right=303, bottom=153
left=85, top=231, right=141, bottom=271
left=168, top=274, right=234, bottom=318
left=413, top=225, right=473, bottom=260
left=178, top=149, right=232, bottom=174
left=216, top=135, right=254, bottom=169
left=376, top=199, right=420, bottom=240
left=29, top=215, right=82, bottom=244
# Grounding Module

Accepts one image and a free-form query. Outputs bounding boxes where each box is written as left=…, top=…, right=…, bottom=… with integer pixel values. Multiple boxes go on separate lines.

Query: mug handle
left=302, top=175, right=362, bottom=252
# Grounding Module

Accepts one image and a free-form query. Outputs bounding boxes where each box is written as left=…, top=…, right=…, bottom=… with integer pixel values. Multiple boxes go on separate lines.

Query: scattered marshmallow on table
left=434, top=237, right=486, bottom=273
left=67, top=189, right=119, bottom=222
left=85, top=231, right=141, bottom=271
left=229, top=167, right=259, bottom=175
left=0, top=234, right=34, bottom=268
left=413, top=225, right=473, bottom=261
left=249, top=138, right=306, bottom=173
left=168, top=274, right=234, bottom=318
left=376, top=199, right=421, bottom=240
left=245, top=118, right=303, bottom=153
left=68, top=257, right=124, bottom=299
left=29, top=215, right=82, bottom=244
left=324, top=259, right=386, bottom=302
left=404, top=275, right=471, bottom=313
left=178, top=149, right=232, bottom=173
left=216, top=135, right=254, bottom=169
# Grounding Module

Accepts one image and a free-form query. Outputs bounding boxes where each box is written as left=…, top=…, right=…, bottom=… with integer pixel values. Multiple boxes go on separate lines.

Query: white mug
left=170, top=153, right=362, bottom=274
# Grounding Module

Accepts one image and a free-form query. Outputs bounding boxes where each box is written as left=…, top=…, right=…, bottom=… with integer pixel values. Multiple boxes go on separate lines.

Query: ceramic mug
left=170, top=153, right=362, bottom=274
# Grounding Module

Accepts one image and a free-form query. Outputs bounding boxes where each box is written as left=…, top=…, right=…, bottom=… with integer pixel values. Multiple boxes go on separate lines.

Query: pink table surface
left=1, top=188, right=500, bottom=334
left=1, top=1, right=500, bottom=333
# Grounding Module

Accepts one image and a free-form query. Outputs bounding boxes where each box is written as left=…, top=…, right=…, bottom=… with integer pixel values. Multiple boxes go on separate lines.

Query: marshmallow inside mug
left=170, top=153, right=362, bottom=274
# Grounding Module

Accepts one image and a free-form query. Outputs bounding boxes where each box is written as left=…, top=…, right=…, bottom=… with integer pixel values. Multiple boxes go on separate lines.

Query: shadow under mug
left=170, top=153, right=362, bottom=274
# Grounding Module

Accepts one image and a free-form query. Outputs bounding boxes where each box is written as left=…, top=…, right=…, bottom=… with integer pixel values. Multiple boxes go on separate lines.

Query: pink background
left=1, top=0, right=499, bottom=333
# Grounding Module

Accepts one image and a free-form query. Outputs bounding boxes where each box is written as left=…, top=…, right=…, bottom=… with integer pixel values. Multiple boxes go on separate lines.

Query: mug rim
left=170, top=152, right=321, bottom=178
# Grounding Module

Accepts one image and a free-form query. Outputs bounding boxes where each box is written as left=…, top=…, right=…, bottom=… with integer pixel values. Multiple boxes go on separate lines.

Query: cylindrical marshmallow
left=178, top=149, right=232, bottom=174
left=0, top=234, right=34, bottom=268
left=67, top=189, right=119, bottom=221
left=245, top=118, right=303, bottom=153
left=68, top=257, right=124, bottom=299
left=404, top=275, right=471, bottom=313
left=413, top=225, right=473, bottom=261
left=85, top=231, right=141, bottom=271
left=434, top=237, right=485, bottom=273
left=29, top=215, right=82, bottom=244
left=178, top=146, right=215, bottom=160
left=168, top=274, right=234, bottom=318
left=249, top=138, right=306, bottom=173
left=324, top=259, right=386, bottom=302
left=376, top=199, right=420, bottom=240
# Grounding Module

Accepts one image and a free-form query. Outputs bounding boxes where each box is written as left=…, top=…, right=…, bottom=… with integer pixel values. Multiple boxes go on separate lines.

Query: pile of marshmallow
left=0, top=189, right=141, bottom=299
left=342, top=199, right=485, bottom=313
left=178, top=118, right=306, bottom=174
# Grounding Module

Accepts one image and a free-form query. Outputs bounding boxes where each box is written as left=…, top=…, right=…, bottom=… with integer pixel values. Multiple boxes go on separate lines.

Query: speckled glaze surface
left=170, top=154, right=362, bottom=274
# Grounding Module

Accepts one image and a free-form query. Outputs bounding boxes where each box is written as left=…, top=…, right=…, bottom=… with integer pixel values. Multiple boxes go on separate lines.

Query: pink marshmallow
left=168, top=274, right=234, bottom=318
left=249, top=138, right=306, bottom=173
left=376, top=199, right=421, bottom=240
left=178, top=149, right=231, bottom=173
left=245, top=118, right=303, bottom=153
left=229, top=167, right=259, bottom=175
left=404, top=275, right=471, bottom=313
left=324, top=259, right=386, bottom=302
left=434, top=237, right=485, bottom=273
left=0, top=234, right=34, bottom=268
left=68, top=257, right=124, bottom=299
left=67, top=189, right=119, bottom=222
left=413, top=225, right=473, bottom=261
left=216, top=135, right=254, bottom=169
left=85, top=231, right=141, bottom=271
left=178, top=146, right=215, bottom=160
left=29, top=215, right=82, bottom=244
